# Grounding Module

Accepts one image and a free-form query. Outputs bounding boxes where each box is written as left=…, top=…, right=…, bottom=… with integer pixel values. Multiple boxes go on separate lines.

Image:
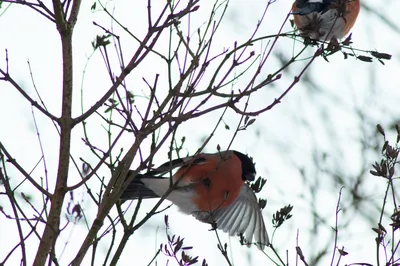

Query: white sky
left=1, top=0, right=400, bottom=265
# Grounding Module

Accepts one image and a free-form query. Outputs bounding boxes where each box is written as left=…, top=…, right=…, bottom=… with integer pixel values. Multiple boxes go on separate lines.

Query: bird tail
left=121, top=155, right=205, bottom=200
left=120, top=171, right=161, bottom=200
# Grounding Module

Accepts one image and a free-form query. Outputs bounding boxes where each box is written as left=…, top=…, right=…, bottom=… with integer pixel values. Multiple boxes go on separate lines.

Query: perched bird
left=291, top=0, right=360, bottom=41
left=121, top=150, right=269, bottom=249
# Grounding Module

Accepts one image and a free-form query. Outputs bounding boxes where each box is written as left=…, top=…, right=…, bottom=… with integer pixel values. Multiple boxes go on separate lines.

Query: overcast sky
left=1, top=0, right=400, bottom=265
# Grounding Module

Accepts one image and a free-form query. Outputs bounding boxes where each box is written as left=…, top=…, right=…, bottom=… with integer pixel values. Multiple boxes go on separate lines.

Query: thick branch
left=33, top=0, right=80, bottom=263
left=67, top=0, right=81, bottom=24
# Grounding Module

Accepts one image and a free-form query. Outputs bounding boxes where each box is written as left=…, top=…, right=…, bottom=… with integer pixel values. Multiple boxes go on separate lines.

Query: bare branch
left=0, top=155, right=27, bottom=265
left=0, top=69, right=59, bottom=122
left=0, top=0, right=56, bottom=22
left=0, top=142, right=51, bottom=197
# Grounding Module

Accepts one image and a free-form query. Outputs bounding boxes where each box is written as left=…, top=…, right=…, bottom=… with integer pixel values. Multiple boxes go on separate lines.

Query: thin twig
left=0, top=69, right=59, bottom=121
left=330, top=187, right=344, bottom=266
left=0, top=142, right=51, bottom=197
left=0, top=155, right=27, bottom=265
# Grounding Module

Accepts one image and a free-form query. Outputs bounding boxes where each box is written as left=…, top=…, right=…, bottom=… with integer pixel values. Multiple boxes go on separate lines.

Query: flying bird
left=121, top=150, right=269, bottom=250
left=291, top=0, right=360, bottom=41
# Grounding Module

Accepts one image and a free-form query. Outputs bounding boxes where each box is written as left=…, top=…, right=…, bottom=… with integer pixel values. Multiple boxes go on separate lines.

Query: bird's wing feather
left=293, top=0, right=333, bottom=15
left=146, top=154, right=208, bottom=176
left=121, top=154, right=209, bottom=200
left=120, top=174, right=161, bottom=199
left=192, top=184, right=269, bottom=250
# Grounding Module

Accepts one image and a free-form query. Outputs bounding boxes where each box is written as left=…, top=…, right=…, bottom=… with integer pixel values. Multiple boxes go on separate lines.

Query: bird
left=121, top=150, right=269, bottom=250
left=291, top=0, right=360, bottom=41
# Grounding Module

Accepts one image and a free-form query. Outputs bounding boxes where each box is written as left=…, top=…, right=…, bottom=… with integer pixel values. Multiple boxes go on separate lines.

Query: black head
left=233, top=150, right=256, bottom=181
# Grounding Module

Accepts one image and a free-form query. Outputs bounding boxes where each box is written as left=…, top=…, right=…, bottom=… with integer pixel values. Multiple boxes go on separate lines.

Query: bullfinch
left=291, top=0, right=360, bottom=41
left=121, top=150, right=269, bottom=250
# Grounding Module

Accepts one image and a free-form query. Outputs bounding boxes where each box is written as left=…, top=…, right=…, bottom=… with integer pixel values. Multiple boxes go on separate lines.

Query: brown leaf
left=338, top=248, right=348, bottom=256
left=357, top=55, right=373, bottom=62
left=370, top=51, right=392, bottom=60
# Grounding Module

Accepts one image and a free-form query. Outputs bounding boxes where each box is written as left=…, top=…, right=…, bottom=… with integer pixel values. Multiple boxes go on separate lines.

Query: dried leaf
left=244, top=116, right=249, bottom=125
left=372, top=227, right=383, bottom=235
left=370, top=51, right=392, bottom=60
left=357, top=55, right=373, bottom=62
left=247, top=118, right=256, bottom=127
left=338, top=248, right=348, bottom=256
left=296, top=246, right=305, bottom=259
left=381, top=141, right=388, bottom=153
left=341, top=33, right=353, bottom=46
left=376, top=124, right=385, bottom=136
left=164, top=215, right=169, bottom=228
left=378, top=223, right=387, bottom=234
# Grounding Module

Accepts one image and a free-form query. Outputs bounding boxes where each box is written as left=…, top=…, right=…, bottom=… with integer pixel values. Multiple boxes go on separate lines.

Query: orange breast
left=173, top=153, right=244, bottom=212
left=291, top=2, right=304, bottom=36
left=291, top=0, right=360, bottom=40
left=342, top=0, right=360, bottom=36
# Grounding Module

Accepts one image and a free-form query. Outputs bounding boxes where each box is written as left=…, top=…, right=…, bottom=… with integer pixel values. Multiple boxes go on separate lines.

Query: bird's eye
left=245, top=172, right=255, bottom=181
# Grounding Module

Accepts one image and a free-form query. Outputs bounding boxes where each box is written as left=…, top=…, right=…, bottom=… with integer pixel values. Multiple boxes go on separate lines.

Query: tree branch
left=0, top=142, right=51, bottom=197
left=33, top=0, right=80, bottom=263
left=0, top=69, right=59, bottom=122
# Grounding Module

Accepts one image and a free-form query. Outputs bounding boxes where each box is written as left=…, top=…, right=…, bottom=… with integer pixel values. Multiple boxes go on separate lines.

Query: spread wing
left=192, top=184, right=269, bottom=250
